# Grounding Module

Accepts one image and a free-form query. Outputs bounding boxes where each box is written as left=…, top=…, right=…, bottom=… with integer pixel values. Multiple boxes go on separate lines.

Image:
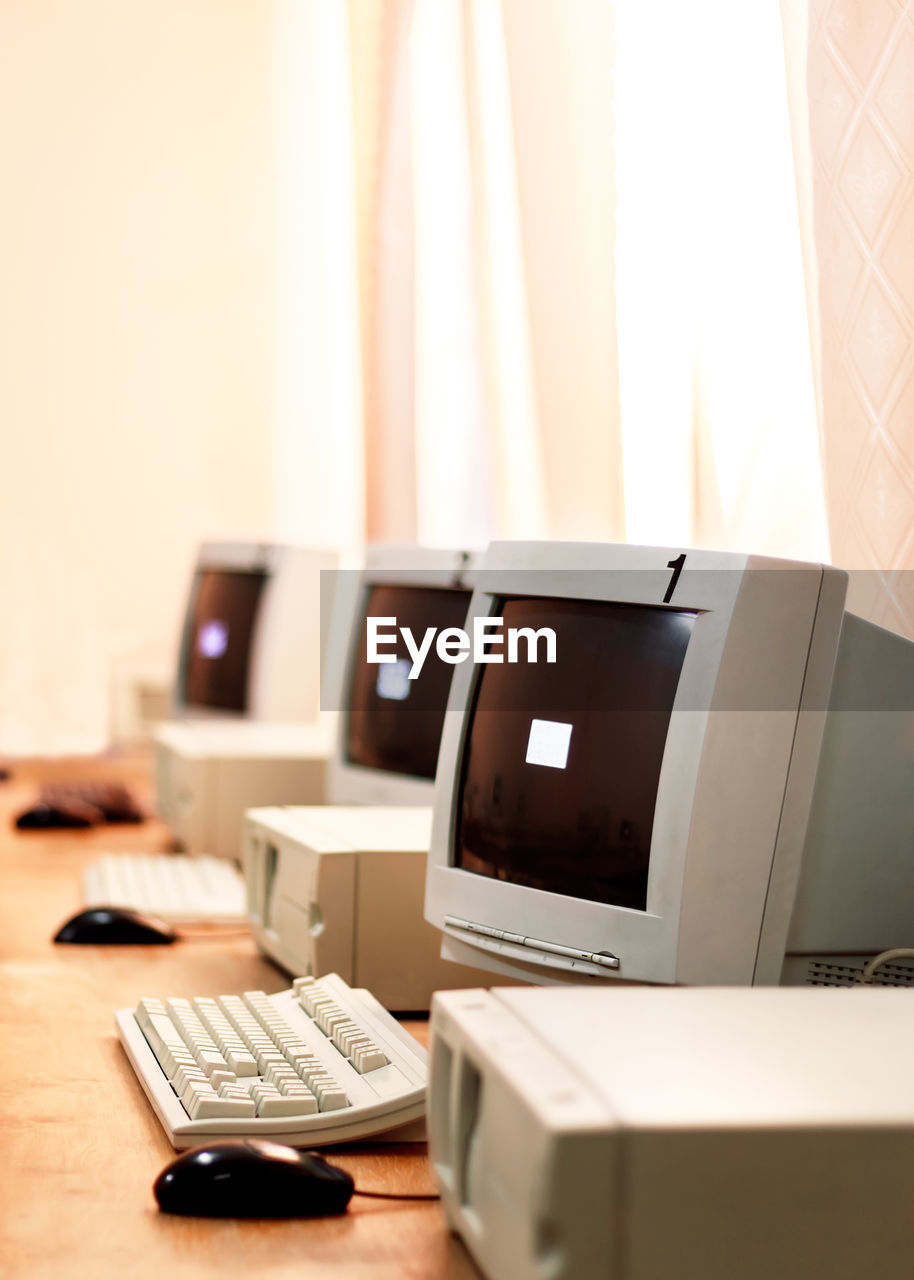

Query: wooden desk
left=0, top=753, right=480, bottom=1279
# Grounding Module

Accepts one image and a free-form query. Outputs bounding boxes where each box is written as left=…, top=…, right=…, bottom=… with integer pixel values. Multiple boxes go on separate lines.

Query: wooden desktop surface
left=0, top=752, right=480, bottom=1279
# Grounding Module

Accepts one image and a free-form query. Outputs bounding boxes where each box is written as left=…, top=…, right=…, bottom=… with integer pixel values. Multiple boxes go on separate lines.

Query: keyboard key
left=185, top=1082, right=256, bottom=1120
left=225, top=1049, right=258, bottom=1076
left=353, top=1046, right=389, bottom=1074
left=174, top=1063, right=208, bottom=1094
left=313, top=1081, right=348, bottom=1112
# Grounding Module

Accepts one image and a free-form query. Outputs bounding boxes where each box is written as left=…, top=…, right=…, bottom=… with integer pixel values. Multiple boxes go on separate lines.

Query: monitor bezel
left=324, top=545, right=480, bottom=806
left=173, top=540, right=337, bottom=723
left=425, top=541, right=847, bottom=986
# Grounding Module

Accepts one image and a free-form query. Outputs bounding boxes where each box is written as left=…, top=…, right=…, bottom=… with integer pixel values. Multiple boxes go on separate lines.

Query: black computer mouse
left=52, top=906, right=177, bottom=945
left=154, top=1141, right=356, bottom=1218
left=16, top=802, right=95, bottom=830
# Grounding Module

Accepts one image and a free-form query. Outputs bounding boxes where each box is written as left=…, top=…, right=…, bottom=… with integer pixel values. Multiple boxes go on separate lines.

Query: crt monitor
left=174, top=541, right=337, bottom=723
left=324, top=546, right=477, bottom=806
left=424, top=541, right=914, bottom=987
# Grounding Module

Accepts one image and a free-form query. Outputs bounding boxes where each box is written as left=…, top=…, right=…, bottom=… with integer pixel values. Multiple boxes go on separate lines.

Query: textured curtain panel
left=802, top=0, right=914, bottom=633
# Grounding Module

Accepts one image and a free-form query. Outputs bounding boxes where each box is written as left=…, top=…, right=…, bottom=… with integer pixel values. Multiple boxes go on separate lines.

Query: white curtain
left=613, top=1, right=829, bottom=559
left=358, top=0, right=835, bottom=563
left=272, top=0, right=364, bottom=553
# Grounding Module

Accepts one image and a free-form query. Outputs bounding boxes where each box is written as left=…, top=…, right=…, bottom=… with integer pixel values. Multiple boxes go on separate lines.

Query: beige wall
left=0, top=1, right=281, bottom=752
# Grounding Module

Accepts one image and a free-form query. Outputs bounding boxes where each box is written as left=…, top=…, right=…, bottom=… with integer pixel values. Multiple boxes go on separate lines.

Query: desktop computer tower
left=154, top=721, right=332, bottom=861
left=427, top=985, right=914, bottom=1280
left=242, top=805, right=495, bottom=1011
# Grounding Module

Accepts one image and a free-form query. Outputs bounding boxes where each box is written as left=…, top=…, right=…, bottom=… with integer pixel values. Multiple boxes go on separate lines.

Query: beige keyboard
left=84, top=853, right=247, bottom=924
left=117, top=973, right=428, bottom=1148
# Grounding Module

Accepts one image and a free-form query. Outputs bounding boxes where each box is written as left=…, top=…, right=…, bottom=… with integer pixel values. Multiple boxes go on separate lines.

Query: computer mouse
left=154, top=1140, right=355, bottom=1218
left=52, top=906, right=177, bottom=945
left=15, top=802, right=96, bottom=830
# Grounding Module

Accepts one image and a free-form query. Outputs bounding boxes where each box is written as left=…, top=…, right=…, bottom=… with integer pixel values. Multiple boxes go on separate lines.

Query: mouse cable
left=301, top=1152, right=440, bottom=1202
left=854, top=947, right=914, bottom=985
left=352, top=1189, right=440, bottom=1202
left=174, top=928, right=253, bottom=941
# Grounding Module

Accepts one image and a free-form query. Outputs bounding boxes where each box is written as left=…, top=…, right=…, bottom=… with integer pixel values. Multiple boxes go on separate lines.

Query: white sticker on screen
left=376, top=658, right=412, bottom=702
left=198, top=620, right=229, bottom=659
left=525, top=718, right=572, bottom=769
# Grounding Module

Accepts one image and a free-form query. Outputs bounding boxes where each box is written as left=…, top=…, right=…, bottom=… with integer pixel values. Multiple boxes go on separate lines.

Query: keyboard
left=84, top=853, right=247, bottom=924
left=16, top=780, right=144, bottom=829
left=41, top=780, right=143, bottom=823
left=116, top=973, right=428, bottom=1148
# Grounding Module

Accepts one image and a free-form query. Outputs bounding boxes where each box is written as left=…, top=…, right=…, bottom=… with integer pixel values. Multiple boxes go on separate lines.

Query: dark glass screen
left=179, top=569, right=268, bottom=712
left=345, top=585, right=472, bottom=780
left=455, top=596, right=695, bottom=910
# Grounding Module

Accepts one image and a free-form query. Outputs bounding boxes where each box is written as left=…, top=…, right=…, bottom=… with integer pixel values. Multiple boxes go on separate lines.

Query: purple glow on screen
left=197, top=619, right=229, bottom=659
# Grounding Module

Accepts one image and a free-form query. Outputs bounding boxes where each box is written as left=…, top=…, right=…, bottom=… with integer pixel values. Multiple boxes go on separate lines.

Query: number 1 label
left=664, top=554, right=686, bottom=603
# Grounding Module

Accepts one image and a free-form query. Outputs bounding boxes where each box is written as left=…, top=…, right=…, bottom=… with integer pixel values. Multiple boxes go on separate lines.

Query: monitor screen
left=454, top=597, right=696, bottom=910
left=345, top=584, right=473, bottom=780
left=179, top=568, right=268, bottom=712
